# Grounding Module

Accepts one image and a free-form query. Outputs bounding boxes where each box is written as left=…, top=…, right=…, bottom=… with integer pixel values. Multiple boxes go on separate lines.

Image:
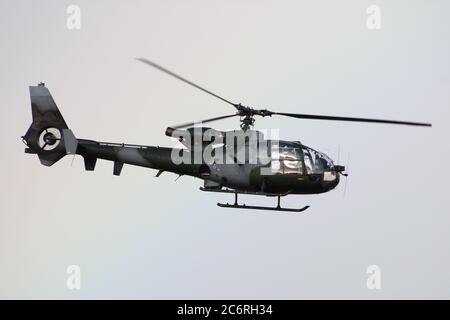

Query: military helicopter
left=22, top=58, right=431, bottom=212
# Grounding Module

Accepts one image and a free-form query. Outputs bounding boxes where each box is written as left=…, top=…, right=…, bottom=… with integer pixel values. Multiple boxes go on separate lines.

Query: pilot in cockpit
left=314, top=154, right=329, bottom=172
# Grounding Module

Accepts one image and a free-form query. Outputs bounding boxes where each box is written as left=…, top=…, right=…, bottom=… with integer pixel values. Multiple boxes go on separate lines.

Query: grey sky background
left=0, top=0, right=449, bottom=299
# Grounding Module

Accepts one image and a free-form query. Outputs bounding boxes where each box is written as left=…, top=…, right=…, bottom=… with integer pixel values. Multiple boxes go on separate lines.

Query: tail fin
left=22, top=83, right=78, bottom=166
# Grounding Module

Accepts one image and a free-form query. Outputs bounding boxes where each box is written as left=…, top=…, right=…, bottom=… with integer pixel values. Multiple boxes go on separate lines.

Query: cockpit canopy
left=301, top=144, right=334, bottom=174
left=273, top=141, right=334, bottom=175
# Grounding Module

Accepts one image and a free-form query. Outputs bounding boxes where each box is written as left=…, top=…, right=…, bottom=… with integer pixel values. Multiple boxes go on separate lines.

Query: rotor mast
left=234, top=104, right=273, bottom=130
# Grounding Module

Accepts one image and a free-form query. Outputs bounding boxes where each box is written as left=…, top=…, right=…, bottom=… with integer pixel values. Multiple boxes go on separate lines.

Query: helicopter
left=22, top=58, right=432, bottom=212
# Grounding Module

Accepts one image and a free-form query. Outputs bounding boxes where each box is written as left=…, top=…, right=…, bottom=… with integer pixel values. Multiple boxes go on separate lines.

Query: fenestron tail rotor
left=38, top=128, right=61, bottom=151
left=136, top=58, right=432, bottom=130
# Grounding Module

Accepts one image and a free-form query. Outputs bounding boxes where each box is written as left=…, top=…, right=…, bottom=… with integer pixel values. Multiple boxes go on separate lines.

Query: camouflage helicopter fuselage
left=23, top=84, right=340, bottom=203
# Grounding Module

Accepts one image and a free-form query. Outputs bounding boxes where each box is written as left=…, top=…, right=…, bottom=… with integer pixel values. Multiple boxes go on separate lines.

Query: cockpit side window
left=303, top=148, right=314, bottom=174
left=301, top=145, right=334, bottom=174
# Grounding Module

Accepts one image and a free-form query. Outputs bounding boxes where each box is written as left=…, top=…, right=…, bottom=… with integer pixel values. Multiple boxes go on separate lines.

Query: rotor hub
left=234, top=104, right=273, bottom=130
left=43, top=132, right=58, bottom=145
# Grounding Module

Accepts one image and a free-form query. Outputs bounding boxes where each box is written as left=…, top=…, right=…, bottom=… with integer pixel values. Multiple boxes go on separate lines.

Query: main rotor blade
left=273, top=112, right=432, bottom=127
left=172, top=113, right=239, bottom=129
left=136, top=58, right=237, bottom=108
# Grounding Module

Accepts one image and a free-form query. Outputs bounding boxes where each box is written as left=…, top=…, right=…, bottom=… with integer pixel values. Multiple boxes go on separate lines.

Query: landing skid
left=206, top=189, right=310, bottom=213
left=217, top=202, right=309, bottom=213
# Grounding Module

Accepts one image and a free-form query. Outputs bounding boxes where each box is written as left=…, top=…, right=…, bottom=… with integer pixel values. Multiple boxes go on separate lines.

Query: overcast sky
left=0, top=0, right=449, bottom=299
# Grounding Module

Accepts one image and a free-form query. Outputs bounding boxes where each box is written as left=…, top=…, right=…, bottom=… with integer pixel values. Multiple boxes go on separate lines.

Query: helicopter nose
left=323, top=171, right=340, bottom=191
